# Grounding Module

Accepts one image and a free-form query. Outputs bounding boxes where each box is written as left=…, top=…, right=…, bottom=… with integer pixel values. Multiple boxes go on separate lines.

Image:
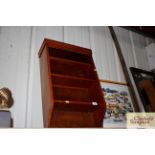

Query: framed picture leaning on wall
left=100, top=80, right=134, bottom=128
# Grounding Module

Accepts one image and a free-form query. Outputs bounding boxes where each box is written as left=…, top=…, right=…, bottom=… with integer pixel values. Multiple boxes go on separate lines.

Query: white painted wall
left=0, top=26, right=31, bottom=127
left=0, top=26, right=154, bottom=128
left=145, top=43, right=155, bottom=70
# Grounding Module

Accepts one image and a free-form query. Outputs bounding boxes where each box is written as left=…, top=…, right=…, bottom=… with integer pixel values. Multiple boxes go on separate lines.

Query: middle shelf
left=51, top=73, right=101, bottom=103
left=51, top=73, right=97, bottom=88
left=50, top=56, right=97, bottom=79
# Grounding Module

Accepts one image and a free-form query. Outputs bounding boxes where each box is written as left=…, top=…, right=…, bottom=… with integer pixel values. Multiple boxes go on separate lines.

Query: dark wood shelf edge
left=54, top=100, right=99, bottom=112
left=53, top=84, right=89, bottom=91
left=55, top=100, right=98, bottom=105
left=51, top=73, right=97, bottom=82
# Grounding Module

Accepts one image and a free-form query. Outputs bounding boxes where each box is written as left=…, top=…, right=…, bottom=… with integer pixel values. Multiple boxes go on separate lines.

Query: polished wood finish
left=39, top=39, right=106, bottom=128
left=39, top=46, right=54, bottom=127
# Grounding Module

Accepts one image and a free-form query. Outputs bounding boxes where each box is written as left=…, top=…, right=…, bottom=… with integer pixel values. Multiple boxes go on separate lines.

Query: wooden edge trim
left=38, top=38, right=92, bottom=57
left=100, top=79, right=129, bottom=86
left=38, top=40, right=46, bottom=58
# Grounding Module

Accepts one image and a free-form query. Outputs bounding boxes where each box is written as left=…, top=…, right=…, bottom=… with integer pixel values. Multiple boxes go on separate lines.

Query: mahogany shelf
left=39, top=39, right=106, bottom=128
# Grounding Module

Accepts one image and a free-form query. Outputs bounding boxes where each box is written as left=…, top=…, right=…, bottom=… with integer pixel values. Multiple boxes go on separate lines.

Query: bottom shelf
left=50, top=100, right=103, bottom=128
left=51, top=109, right=97, bottom=128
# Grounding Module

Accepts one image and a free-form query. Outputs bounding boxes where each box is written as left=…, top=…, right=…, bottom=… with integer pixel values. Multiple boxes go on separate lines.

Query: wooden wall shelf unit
left=38, top=39, right=106, bottom=128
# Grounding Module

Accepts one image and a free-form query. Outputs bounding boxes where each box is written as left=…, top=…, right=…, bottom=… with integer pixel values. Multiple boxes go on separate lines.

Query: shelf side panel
left=90, top=57, right=107, bottom=127
left=39, top=47, right=52, bottom=127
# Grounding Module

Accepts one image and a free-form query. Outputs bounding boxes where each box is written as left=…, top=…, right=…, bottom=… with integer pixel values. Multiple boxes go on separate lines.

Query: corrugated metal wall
left=0, top=26, right=153, bottom=128
left=0, top=26, right=31, bottom=127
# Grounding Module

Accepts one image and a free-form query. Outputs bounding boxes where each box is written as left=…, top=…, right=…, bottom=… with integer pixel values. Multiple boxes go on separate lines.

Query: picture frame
left=130, top=67, right=155, bottom=112
left=100, top=80, right=134, bottom=128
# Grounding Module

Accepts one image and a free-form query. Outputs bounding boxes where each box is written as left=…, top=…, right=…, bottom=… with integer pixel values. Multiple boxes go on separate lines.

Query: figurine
left=0, top=88, right=13, bottom=109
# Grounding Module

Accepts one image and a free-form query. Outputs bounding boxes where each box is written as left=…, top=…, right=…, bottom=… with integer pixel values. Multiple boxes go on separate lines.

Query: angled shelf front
left=39, top=39, right=106, bottom=128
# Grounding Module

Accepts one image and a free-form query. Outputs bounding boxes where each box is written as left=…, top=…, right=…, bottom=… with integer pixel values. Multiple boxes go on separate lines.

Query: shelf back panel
left=50, top=60, right=97, bottom=79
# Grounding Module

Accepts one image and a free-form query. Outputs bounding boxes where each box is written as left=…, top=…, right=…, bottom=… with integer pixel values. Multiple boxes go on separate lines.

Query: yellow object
left=127, top=113, right=155, bottom=129
left=65, top=100, right=70, bottom=104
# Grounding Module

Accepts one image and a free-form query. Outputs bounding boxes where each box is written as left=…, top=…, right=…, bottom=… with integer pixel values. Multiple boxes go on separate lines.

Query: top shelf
left=48, top=47, right=92, bottom=64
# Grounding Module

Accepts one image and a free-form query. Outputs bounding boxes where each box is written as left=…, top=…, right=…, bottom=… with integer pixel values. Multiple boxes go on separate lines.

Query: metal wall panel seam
left=104, top=26, right=118, bottom=81
left=111, top=32, right=122, bottom=82
left=25, top=26, right=36, bottom=128
left=113, top=27, right=126, bottom=82
left=89, top=27, right=97, bottom=65
left=129, top=31, right=138, bottom=68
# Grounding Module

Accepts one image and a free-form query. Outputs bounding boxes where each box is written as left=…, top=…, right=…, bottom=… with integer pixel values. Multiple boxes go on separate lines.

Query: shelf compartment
left=49, top=48, right=92, bottom=64
left=52, top=74, right=96, bottom=89
left=52, top=85, right=101, bottom=103
left=50, top=56, right=91, bottom=67
left=50, top=58, right=97, bottom=79
left=53, top=85, right=90, bottom=102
